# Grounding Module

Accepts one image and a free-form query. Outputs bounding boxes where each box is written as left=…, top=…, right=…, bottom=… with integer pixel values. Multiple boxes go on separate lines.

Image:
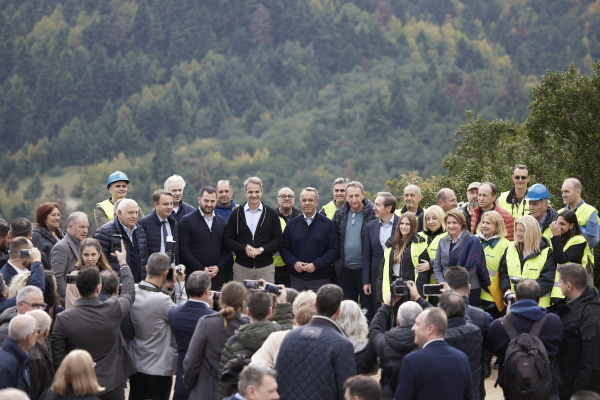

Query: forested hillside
left=1, top=0, right=599, bottom=223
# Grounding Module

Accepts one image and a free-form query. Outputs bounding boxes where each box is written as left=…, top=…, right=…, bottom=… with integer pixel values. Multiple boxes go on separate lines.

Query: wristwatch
left=259, top=247, right=264, bottom=252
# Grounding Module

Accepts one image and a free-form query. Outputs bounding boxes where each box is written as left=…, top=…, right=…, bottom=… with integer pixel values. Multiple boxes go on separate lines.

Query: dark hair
left=8, top=237, right=31, bottom=259
left=439, top=291, right=465, bottom=319
left=75, top=238, right=111, bottom=271
left=100, top=270, right=119, bottom=296
left=558, top=210, right=585, bottom=245
left=570, top=391, right=600, bottom=400
left=515, top=279, right=540, bottom=302
left=393, top=212, right=418, bottom=263
left=557, top=263, right=588, bottom=290
left=36, top=202, right=60, bottom=235
left=44, top=271, right=61, bottom=308
left=247, top=290, right=271, bottom=321
left=10, top=217, right=33, bottom=238
left=480, top=182, right=497, bottom=196
left=376, top=192, right=397, bottom=212
left=316, top=284, right=343, bottom=317
left=152, top=189, right=173, bottom=205
left=146, top=253, right=171, bottom=277
left=187, top=271, right=211, bottom=298
left=344, top=375, right=382, bottom=400
left=286, top=288, right=299, bottom=306
left=199, top=186, right=217, bottom=198
left=444, top=266, right=469, bottom=292
left=219, top=281, right=247, bottom=330
left=76, top=266, right=101, bottom=298
left=0, top=218, right=9, bottom=238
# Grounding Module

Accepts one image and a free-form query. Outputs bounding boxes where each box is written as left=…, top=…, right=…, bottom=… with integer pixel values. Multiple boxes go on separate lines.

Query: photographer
left=486, top=279, right=562, bottom=399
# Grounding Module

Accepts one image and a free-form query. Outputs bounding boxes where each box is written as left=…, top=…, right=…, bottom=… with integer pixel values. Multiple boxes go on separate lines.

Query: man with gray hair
left=51, top=211, right=89, bottom=302
left=0, top=314, right=38, bottom=393
left=320, top=177, right=349, bottom=219
left=165, top=174, right=195, bottom=223
left=223, top=364, right=279, bottom=400
left=129, top=252, right=187, bottom=400
left=94, top=198, right=149, bottom=282
left=332, top=181, right=377, bottom=318
left=26, top=310, right=54, bottom=399
left=0, top=285, right=45, bottom=344
left=281, top=187, right=339, bottom=291
left=369, top=291, right=421, bottom=399
left=223, top=177, right=283, bottom=283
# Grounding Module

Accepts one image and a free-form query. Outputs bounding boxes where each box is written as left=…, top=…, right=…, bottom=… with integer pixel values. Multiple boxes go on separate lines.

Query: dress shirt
left=8, top=261, right=25, bottom=275
left=244, top=203, right=263, bottom=237
left=422, top=338, right=445, bottom=348
left=201, top=210, right=216, bottom=231
left=118, top=217, right=138, bottom=243
left=157, top=214, right=173, bottom=253
left=379, top=217, right=394, bottom=250
left=304, top=212, right=316, bottom=226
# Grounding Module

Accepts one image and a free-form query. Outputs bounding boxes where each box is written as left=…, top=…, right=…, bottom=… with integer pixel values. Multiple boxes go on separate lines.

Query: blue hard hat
left=525, top=184, right=550, bottom=201
left=106, top=171, right=130, bottom=189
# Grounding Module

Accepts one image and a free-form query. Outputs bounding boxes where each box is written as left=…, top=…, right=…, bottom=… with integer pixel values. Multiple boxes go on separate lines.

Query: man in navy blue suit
left=362, top=192, right=398, bottom=317
left=179, top=186, right=229, bottom=290
left=394, top=307, right=473, bottom=400
left=169, top=271, right=216, bottom=400
left=0, top=237, right=42, bottom=287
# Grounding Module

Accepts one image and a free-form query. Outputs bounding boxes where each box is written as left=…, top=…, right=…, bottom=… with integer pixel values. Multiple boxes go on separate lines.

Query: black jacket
left=39, top=387, right=100, bottom=400
left=369, top=303, right=418, bottom=400
left=355, top=342, right=378, bottom=375
left=275, top=206, right=301, bottom=223
left=137, top=209, right=179, bottom=263
left=541, top=206, right=559, bottom=233
left=398, top=204, right=424, bottom=232
left=29, top=341, right=54, bottom=400
left=557, top=287, right=600, bottom=399
left=445, top=317, right=483, bottom=400
left=376, top=235, right=429, bottom=303
left=332, top=198, right=377, bottom=275
left=498, top=237, right=556, bottom=295
left=222, top=202, right=283, bottom=268
left=171, top=201, right=196, bottom=224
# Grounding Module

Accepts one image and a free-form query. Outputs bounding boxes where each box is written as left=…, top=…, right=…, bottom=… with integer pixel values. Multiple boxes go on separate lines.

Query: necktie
left=162, top=220, right=168, bottom=248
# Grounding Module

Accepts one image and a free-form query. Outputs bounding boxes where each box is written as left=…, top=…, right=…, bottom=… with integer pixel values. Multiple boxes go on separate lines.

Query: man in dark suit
left=0, top=237, right=41, bottom=287
left=26, top=310, right=54, bottom=400
left=138, top=190, right=179, bottom=263
left=393, top=307, right=473, bottom=400
left=179, top=186, right=229, bottom=290
left=363, top=192, right=398, bottom=317
left=169, top=271, right=217, bottom=400
left=51, top=248, right=137, bottom=400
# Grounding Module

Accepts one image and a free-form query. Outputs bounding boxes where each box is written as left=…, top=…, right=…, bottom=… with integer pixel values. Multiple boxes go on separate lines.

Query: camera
left=112, top=234, right=122, bottom=254
left=391, top=278, right=407, bottom=297
left=166, top=264, right=184, bottom=280
left=503, top=277, right=523, bottom=305
left=213, top=291, right=221, bottom=302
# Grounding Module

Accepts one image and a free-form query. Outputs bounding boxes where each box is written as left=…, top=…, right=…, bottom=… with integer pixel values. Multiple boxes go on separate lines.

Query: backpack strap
left=529, top=314, right=548, bottom=338
left=499, top=316, right=519, bottom=341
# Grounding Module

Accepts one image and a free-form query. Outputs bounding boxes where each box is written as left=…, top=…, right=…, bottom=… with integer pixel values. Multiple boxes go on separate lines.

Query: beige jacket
left=65, top=270, right=80, bottom=309
left=251, top=330, right=290, bottom=368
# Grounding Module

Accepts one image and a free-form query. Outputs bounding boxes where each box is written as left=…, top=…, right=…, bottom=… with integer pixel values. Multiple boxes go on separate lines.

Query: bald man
left=26, top=310, right=54, bottom=400
left=275, top=187, right=301, bottom=223
left=437, top=188, right=458, bottom=213
left=559, top=178, right=599, bottom=248
left=395, top=185, right=425, bottom=231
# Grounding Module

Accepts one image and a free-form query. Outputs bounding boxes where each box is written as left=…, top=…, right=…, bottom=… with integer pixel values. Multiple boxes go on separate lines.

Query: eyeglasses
left=22, top=301, right=47, bottom=310
left=514, top=176, right=528, bottom=180
left=278, top=195, right=295, bottom=200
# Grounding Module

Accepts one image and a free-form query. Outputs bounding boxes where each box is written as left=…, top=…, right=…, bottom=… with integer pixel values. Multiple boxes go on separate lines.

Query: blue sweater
left=280, top=213, right=339, bottom=281
left=215, top=200, right=236, bottom=221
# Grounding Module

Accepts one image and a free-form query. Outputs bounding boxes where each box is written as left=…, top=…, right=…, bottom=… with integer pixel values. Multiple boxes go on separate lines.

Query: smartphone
left=20, top=249, right=30, bottom=259
left=112, top=234, right=122, bottom=254
left=244, top=280, right=262, bottom=290
left=264, top=283, right=281, bottom=295
left=423, top=284, right=443, bottom=296
left=66, top=275, right=76, bottom=284
left=213, top=291, right=221, bottom=302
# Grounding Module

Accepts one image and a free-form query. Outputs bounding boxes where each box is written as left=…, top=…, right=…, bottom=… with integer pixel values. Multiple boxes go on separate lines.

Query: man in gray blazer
left=50, top=211, right=89, bottom=303
left=51, top=245, right=136, bottom=400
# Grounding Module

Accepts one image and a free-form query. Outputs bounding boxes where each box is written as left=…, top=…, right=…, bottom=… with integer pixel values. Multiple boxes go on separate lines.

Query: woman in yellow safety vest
left=498, top=215, right=557, bottom=308
left=477, top=211, right=510, bottom=318
left=549, top=210, right=593, bottom=303
left=376, top=212, right=429, bottom=313
left=418, top=205, right=446, bottom=299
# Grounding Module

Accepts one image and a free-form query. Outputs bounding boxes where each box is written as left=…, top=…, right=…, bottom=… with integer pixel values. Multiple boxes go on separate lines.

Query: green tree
left=151, top=134, right=175, bottom=183
left=5, top=173, right=19, bottom=194
left=387, top=71, right=411, bottom=128
left=363, top=93, right=388, bottom=137
left=132, top=0, right=152, bottom=49
left=26, top=173, right=44, bottom=205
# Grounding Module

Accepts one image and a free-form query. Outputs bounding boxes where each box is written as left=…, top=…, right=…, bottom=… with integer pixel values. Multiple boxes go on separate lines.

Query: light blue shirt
left=244, top=203, right=263, bottom=237
left=565, top=199, right=600, bottom=248
left=379, top=218, right=394, bottom=251
left=157, top=215, right=173, bottom=253
left=118, top=217, right=137, bottom=243
left=304, top=212, right=316, bottom=226
left=233, top=394, right=246, bottom=400
left=201, top=210, right=216, bottom=231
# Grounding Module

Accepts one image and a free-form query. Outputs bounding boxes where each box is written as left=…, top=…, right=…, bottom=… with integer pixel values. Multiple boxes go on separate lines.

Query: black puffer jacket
left=332, top=198, right=376, bottom=275
left=557, top=287, right=600, bottom=399
left=354, top=341, right=378, bottom=375
left=445, top=317, right=483, bottom=400
left=368, top=304, right=418, bottom=400
left=138, top=209, right=179, bottom=263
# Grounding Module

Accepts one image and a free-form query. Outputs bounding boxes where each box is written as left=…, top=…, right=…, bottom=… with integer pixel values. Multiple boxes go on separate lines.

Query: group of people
left=0, top=164, right=599, bottom=400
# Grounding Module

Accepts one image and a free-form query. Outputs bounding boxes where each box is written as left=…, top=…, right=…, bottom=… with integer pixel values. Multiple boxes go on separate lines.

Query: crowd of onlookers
left=0, top=166, right=599, bottom=400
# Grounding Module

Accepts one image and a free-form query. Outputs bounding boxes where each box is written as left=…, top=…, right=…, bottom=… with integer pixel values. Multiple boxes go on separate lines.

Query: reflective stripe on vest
left=97, top=199, right=114, bottom=221
left=498, top=191, right=530, bottom=219
left=480, top=237, right=511, bottom=302
left=419, top=232, right=444, bottom=284
left=559, top=203, right=597, bottom=228
left=506, top=245, right=552, bottom=308
left=550, top=235, right=593, bottom=300
left=321, top=201, right=338, bottom=220
left=273, top=217, right=287, bottom=267
left=382, top=241, right=428, bottom=300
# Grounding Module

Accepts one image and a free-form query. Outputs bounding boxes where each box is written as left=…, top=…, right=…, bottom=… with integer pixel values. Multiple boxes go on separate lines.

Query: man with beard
left=461, top=182, right=480, bottom=232
left=179, top=186, right=229, bottom=290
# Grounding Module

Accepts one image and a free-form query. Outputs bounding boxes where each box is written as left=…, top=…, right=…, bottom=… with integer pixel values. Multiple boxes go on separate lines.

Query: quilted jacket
left=275, top=315, right=356, bottom=400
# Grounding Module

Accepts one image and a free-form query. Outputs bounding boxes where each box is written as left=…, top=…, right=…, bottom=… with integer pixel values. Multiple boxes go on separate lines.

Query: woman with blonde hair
left=183, top=281, right=248, bottom=400
left=65, top=239, right=112, bottom=309
left=252, top=290, right=317, bottom=368
left=477, top=211, right=510, bottom=318
left=498, top=215, right=556, bottom=308
left=39, top=350, right=104, bottom=399
left=337, top=300, right=378, bottom=375
left=418, top=205, right=447, bottom=290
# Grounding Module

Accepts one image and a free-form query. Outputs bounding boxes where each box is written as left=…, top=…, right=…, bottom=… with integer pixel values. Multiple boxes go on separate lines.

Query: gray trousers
left=233, top=262, right=275, bottom=283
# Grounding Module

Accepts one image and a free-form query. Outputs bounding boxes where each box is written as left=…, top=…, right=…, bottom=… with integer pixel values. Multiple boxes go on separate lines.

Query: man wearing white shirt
left=138, top=190, right=180, bottom=265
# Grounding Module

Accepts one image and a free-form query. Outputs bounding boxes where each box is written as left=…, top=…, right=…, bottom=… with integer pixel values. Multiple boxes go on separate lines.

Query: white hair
left=26, top=310, right=52, bottom=334
left=117, top=199, right=138, bottom=213
left=0, top=388, right=30, bottom=400
left=67, top=211, right=88, bottom=227
left=8, top=315, right=37, bottom=342
left=164, top=174, right=186, bottom=190
left=300, top=187, right=319, bottom=198
left=16, top=286, right=43, bottom=303
left=113, top=198, right=124, bottom=214
left=398, top=301, right=423, bottom=327
left=337, top=300, right=369, bottom=349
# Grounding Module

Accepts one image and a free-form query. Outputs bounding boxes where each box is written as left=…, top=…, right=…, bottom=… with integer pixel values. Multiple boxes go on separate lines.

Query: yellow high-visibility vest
left=506, top=245, right=552, bottom=308
left=550, top=235, right=593, bottom=301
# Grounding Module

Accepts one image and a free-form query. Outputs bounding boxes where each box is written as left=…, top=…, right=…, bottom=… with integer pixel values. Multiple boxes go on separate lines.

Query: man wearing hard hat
left=525, top=183, right=558, bottom=242
left=94, top=171, right=144, bottom=229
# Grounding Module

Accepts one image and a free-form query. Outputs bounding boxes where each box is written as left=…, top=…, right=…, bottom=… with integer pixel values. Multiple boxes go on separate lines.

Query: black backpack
left=497, top=314, right=552, bottom=400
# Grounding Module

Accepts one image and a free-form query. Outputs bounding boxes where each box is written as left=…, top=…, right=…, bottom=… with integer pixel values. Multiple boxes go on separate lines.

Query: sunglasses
left=514, top=176, right=528, bottom=180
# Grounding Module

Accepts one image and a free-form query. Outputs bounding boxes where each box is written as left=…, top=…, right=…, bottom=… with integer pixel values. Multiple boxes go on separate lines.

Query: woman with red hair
left=32, top=202, right=64, bottom=261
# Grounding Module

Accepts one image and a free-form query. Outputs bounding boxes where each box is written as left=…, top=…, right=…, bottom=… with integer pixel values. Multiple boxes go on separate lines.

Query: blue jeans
left=337, top=267, right=374, bottom=320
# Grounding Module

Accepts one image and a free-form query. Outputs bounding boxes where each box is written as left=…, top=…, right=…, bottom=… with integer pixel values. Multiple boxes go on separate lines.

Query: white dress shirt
left=244, top=203, right=263, bottom=236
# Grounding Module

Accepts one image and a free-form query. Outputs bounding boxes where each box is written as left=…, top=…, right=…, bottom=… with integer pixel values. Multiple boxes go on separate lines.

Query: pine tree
left=12, top=38, right=36, bottom=89
left=26, top=173, right=44, bottom=205
left=0, top=14, right=15, bottom=83
left=250, top=4, right=274, bottom=46
left=363, top=93, right=388, bottom=137
left=151, top=134, right=175, bottom=183
left=387, top=72, right=411, bottom=128
left=132, top=0, right=152, bottom=50
left=6, top=173, right=19, bottom=194
left=335, top=97, right=347, bottom=129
